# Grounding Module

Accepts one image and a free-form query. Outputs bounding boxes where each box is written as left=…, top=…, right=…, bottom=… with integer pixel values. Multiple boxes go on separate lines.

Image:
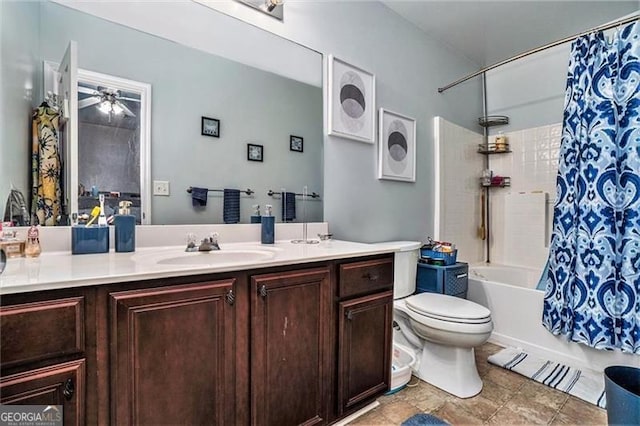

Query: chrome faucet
left=185, top=232, right=220, bottom=252
left=198, top=235, right=220, bottom=251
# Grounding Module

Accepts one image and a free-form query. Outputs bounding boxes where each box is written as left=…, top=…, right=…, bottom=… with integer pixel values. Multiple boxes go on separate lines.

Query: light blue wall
left=486, top=44, right=569, bottom=133
left=259, top=2, right=484, bottom=242
left=0, top=0, right=41, bottom=210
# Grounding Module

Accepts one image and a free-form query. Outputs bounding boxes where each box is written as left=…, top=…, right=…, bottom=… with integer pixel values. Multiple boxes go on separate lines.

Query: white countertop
left=0, top=240, right=417, bottom=295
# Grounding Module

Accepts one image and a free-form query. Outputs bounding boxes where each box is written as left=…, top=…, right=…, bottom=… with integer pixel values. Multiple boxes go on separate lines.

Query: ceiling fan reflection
left=78, top=86, right=139, bottom=120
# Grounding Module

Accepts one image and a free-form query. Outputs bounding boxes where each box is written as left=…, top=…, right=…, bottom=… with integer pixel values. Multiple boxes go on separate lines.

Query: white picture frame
left=327, top=55, right=375, bottom=143
left=377, top=108, right=416, bottom=182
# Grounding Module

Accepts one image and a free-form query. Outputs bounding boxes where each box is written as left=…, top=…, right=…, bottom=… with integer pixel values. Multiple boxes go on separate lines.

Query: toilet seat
left=406, top=293, right=491, bottom=324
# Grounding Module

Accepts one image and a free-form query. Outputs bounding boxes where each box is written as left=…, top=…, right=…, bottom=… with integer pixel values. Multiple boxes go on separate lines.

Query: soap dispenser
left=261, top=204, right=275, bottom=244
left=251, top=204, right=262, bottom=224
left=114, top=201, right=135, bottom=252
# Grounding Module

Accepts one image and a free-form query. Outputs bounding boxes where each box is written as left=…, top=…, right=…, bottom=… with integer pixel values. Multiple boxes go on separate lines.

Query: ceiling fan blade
left=117, top=96, right=141, bottom=102
left=117, top=100, right=136, bottom=117
left=78, top=86, right=99, bottom=95
left=78, top=97, right=101, bottom=109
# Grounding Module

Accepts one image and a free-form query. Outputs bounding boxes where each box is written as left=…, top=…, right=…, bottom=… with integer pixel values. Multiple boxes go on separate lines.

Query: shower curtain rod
left=438, top=14, right=639, bottom=93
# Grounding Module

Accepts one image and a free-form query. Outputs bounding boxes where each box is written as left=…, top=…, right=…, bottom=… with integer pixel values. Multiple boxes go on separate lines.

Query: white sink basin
left=155, top=249, right=276, bottom=266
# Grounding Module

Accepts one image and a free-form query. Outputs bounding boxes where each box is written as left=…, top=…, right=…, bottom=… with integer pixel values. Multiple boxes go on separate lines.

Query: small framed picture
left=201, top=116, right=220, bottom=138
left=247, top=143, right=263, bottom=162
left=290, top=135, right=304, bottom=152
left=327, top=55, right=376, bottom=144
left=378, top=108, right=416, bottom=182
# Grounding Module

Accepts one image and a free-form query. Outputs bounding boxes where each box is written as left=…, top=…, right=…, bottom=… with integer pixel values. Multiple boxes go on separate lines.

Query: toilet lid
left=406, top=293, right=491, bottom=322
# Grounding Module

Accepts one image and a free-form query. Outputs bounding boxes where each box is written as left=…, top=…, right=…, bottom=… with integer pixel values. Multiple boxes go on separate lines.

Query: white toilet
left=392, top=243, right=493, bottom=398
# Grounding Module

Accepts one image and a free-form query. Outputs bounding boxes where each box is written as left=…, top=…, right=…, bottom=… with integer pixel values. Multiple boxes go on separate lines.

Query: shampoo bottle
left=114, top=201, right=136, bottom=252
left=261, top=205, right=275, bottom=244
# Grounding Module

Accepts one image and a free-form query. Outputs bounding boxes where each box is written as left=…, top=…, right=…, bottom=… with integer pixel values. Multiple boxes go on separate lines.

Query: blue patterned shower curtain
left=542, top=22, right=640, bottom=354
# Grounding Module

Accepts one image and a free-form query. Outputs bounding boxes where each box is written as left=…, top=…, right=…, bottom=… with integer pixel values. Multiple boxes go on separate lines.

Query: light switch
left=153, top=180, right=170, bottom=196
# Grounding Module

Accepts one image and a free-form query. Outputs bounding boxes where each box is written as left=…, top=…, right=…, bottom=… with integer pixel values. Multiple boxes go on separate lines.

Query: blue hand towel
left=191, top=187, right=208, bottom=207
left=282, top=192, right=296, bottom=222
left=223, top=189, right=240, bottom=224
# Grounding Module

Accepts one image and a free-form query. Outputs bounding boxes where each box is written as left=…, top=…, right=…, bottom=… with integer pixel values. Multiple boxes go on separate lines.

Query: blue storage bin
left=416, top=262, right=468, bottom=298
left=72, top=226, right=109, bottom=254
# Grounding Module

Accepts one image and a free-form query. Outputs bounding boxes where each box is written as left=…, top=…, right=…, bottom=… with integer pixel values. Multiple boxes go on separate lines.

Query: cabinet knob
left=226, top=289, right=235, bottom=306
left=345, top=310, right=353, bottom=321
left=259, top=284, right=267, bottom=299
left=63, top=378, right=74, bottom=400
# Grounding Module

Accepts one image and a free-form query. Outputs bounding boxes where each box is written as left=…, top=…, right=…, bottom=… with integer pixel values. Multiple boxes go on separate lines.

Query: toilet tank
left=392, top=242, right=422, bottom=299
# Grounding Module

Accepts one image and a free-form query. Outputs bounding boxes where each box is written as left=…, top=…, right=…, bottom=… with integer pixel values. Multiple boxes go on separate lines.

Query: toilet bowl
left=394, top=294, right=492, bottom=398
left=391, top=243, right=493, bottom=399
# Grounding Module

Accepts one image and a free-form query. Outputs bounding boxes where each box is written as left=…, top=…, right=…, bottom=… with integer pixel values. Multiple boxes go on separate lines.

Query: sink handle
left=259, top=285, right=267, bottom=299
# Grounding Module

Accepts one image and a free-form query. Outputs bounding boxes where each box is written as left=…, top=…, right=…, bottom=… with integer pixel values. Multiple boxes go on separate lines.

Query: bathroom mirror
left=1, top=0, right=323, bottom=225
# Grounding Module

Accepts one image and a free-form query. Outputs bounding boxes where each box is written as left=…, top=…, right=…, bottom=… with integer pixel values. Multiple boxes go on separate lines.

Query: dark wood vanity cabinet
left=336, top=256, right=394, bottom=417
left=109, top=279, right=237, bottom=425
left=250, top=267, right=332, bottom=426
left=0, top=253, right=395, bottom=425
left=0, top=293, right=90, bottom=426
left=0, top=360, right=85, bottom=425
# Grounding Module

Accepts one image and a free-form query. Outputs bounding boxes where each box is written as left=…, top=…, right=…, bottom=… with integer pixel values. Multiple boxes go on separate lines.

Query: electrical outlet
left=153, top=180, right=170, bottom=196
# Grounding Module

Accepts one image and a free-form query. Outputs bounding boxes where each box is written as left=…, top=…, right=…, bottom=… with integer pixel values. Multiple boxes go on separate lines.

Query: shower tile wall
left=435, top=117, right=484, bottom=264
left=489, top=122, right=561, bottom=269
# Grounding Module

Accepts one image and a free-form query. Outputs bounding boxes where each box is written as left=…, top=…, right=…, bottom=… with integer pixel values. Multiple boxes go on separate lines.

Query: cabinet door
left=337, top=291, right=393, bottom=416
left=110, top=279, right=236, bottom=425
left=0, top=359, right=85, bottom=426
left=251, top=267, right=331, bottom=426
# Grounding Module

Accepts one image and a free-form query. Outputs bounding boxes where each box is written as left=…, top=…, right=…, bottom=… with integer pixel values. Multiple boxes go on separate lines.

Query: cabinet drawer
left=338, top=257, right=393, bottom=299
left=1, top=297, right=85, bottom=367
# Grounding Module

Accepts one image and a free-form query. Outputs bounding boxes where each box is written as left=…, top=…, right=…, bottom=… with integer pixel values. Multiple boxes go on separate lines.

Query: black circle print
left=339, top=71, right=366, bottom=132
left=340, top=83, right=365, bottom=118
left=386, top=118, right=409, bottom=175
left=388, top=130, right=407, bottom=161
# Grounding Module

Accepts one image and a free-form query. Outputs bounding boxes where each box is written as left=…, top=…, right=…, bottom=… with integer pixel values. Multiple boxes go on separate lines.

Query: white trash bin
left=388, top=343, right=417, bottom=394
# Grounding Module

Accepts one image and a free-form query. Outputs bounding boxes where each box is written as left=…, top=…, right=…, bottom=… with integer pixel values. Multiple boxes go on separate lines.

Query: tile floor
left=349, top=342, right=608, bottom=425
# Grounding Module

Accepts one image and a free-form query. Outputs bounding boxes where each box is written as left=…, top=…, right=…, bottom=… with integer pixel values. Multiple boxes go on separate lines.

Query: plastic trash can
left=604, top=366, right=640, bottom=426
left=386, top=343, right=416, bottom=395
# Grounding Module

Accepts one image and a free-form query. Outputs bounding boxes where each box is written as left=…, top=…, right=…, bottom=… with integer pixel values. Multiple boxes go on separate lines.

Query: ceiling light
left=112, top=102, right=124, bottom=115
left=98, top=101, right=111, bottom=115
left=265, top=0, right=282, bottom=12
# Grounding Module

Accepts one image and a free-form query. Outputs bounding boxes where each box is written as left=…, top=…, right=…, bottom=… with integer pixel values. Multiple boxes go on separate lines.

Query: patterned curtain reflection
left=31, top=103, right=62, bottom=226
left=542, top=22, right=640, bottom=354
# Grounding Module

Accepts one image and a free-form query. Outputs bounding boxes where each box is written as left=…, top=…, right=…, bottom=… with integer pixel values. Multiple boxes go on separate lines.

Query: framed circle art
left=377, top=108, right=416, bottom=182
left=327, top=55, right=375, bottom=144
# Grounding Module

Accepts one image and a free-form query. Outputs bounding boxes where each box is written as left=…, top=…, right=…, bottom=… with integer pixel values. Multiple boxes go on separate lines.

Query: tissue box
left=72, top=226, right=109, bottom=254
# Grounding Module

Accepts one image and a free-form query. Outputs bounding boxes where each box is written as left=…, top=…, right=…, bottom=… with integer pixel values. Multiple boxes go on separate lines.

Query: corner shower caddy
left=477, top=115, right=511, bottom=186
left=478, top=114, right=511, bottom=262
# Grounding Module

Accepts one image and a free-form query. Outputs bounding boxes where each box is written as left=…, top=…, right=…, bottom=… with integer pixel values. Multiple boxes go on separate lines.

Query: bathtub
left=467, top=264, right=638, bottom=372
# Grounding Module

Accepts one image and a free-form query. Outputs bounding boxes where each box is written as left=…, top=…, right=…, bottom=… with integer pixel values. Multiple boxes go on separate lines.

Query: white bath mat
left=488, top=347, right=606, bottom=408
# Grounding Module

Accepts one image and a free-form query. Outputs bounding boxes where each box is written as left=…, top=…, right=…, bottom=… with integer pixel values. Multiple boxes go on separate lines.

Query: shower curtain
left=542, top=21, right=640, bottom=354
left=31, top=103, right=62, bottom=226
